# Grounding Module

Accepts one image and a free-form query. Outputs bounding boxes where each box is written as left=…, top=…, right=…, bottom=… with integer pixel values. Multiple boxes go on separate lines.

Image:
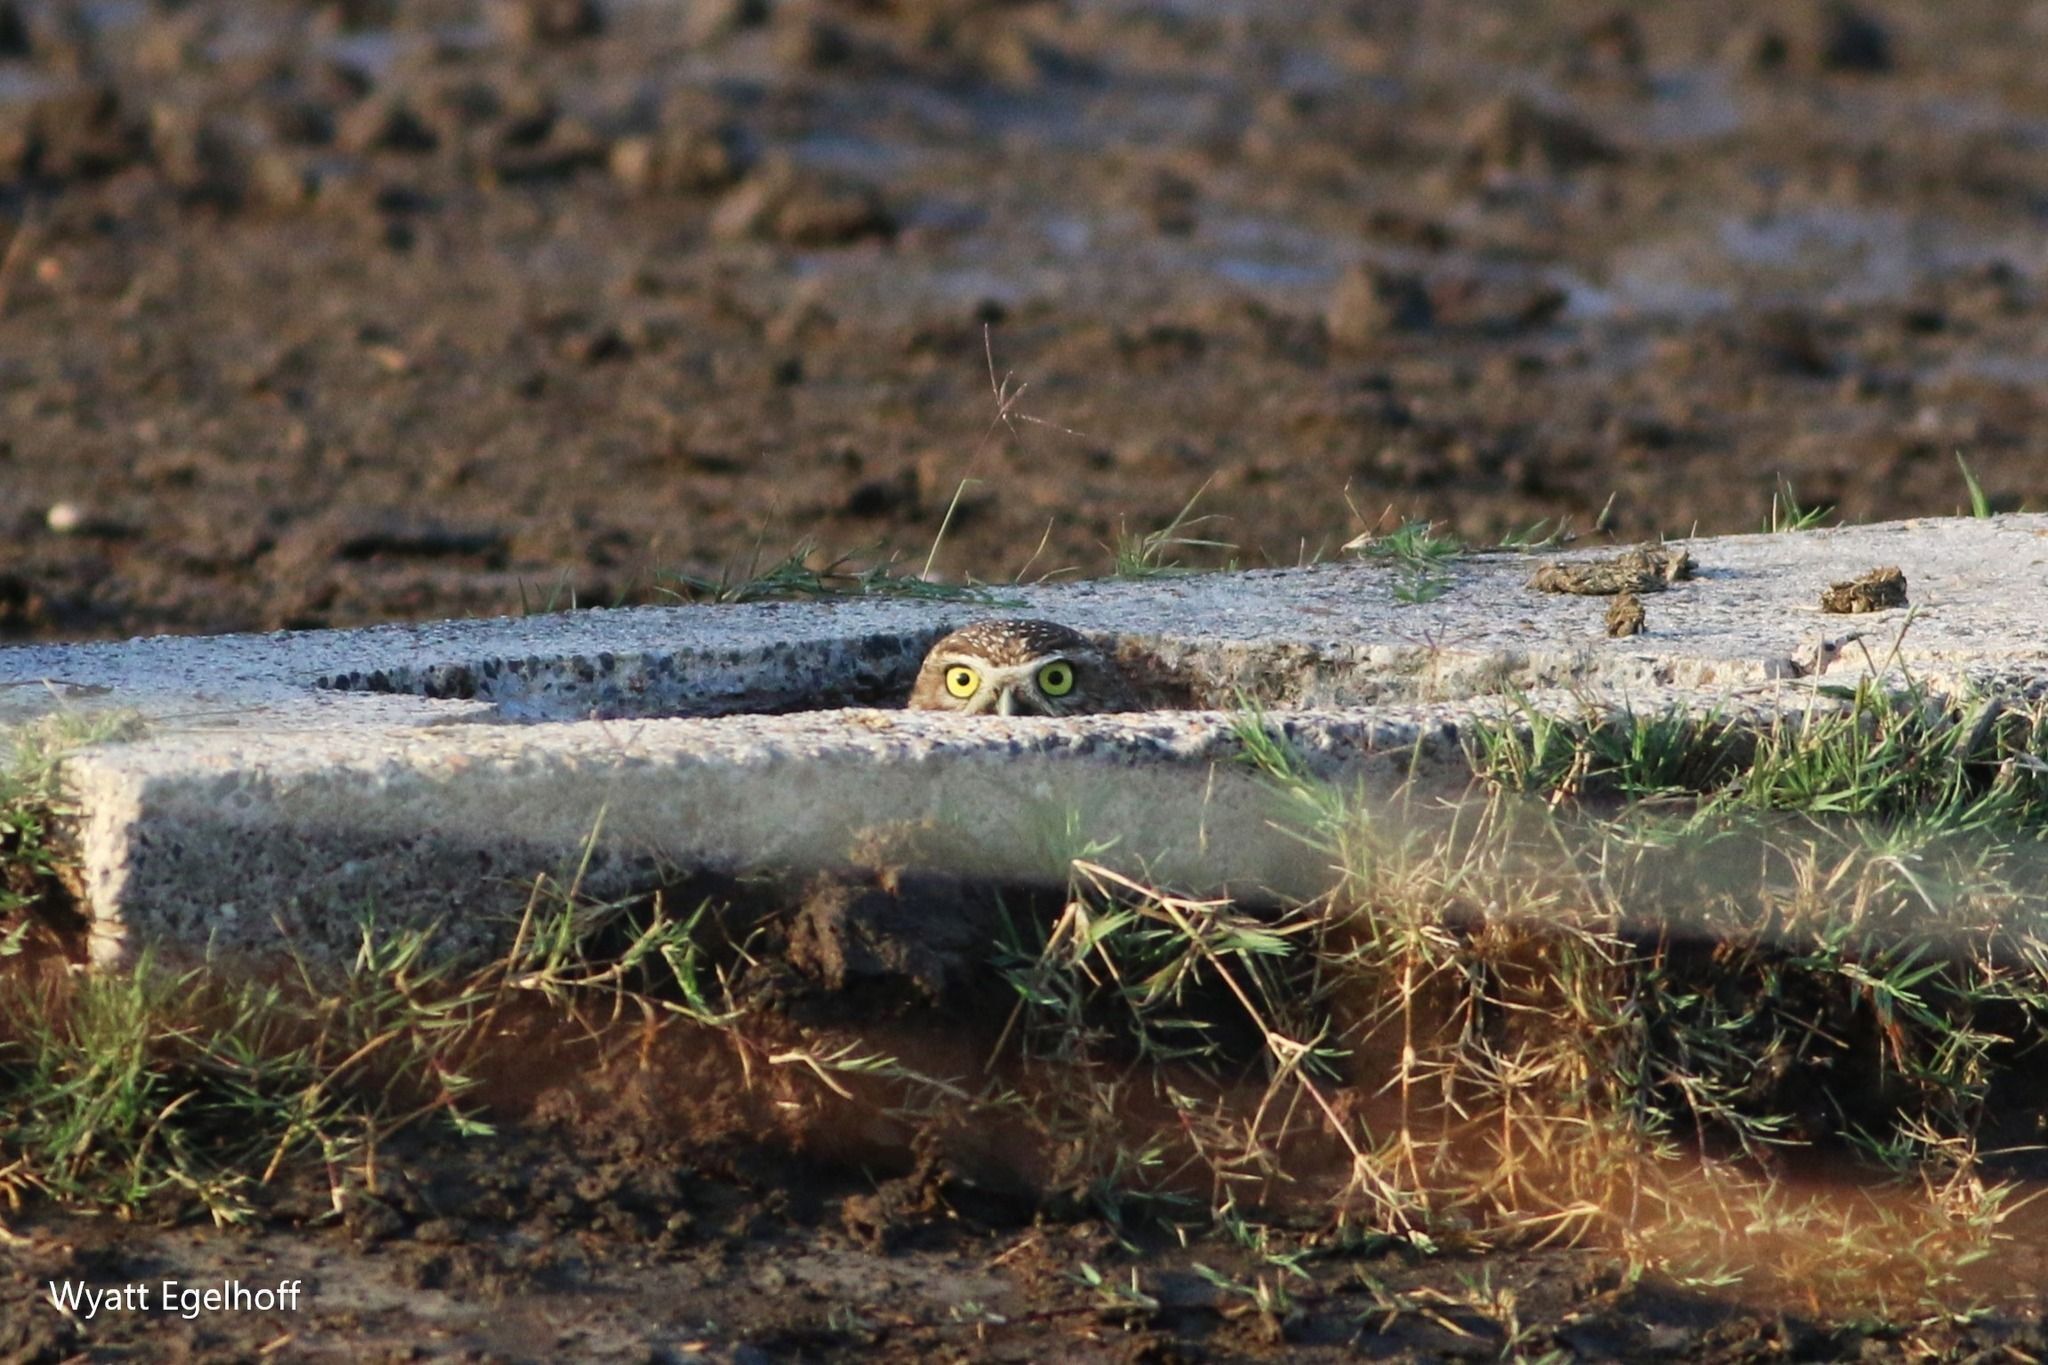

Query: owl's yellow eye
left=944, top=665, right=980, bottom=699
left=1037, top=660, right=1075, bottom=697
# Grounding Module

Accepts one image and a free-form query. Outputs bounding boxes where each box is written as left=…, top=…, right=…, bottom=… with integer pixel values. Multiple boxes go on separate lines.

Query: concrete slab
left=5, top=514, right=2046, bottom=966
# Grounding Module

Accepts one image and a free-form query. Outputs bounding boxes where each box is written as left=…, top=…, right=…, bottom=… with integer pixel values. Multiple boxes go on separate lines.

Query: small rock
left=684, top=0, right=770, bottom=46
left=45, top=501, right=86, bottom=534
left=345, top=1195, right=409, bottom=1246
left=1729, top=3, right=1892, bottom=75
left=0, top=83, right=150, bottom=181
left=843, top=472, right=918, bottom=519
left=335, top=97, right=439, bottom=156
left=1606, top=592, right=1646, bottom=636
left=1326, top=263, right=1433, bottom=347
left=0, top=3, right=27, bottom=58
left=711, top=158, right=892, bottom=247
left=609, top=118, right=753, bottom=195
left=0, top=571, right=51, bottom=635
left=1820, top=566, right=1907, bottom=614
left=490, top=0, right=603, bottom=43
left=1529, top=545, right=1694, bottom=596
left=1460, top=94, right=1618, bottom=177
left=1815, top=2, right=1892, bottom=72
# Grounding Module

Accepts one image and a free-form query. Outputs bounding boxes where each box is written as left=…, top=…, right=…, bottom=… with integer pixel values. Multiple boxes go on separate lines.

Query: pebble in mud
left=1819, top=565, right=1907, bottom=614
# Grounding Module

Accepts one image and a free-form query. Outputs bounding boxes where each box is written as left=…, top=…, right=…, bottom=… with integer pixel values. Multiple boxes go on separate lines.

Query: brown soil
left=5, top=0, right=2048, bottom=640
left=8, top=0, right=2048, bottom=1356
left=9, top=1098, right=2044, bottom=1365
left=9, top=871, right=2048, bottom=1361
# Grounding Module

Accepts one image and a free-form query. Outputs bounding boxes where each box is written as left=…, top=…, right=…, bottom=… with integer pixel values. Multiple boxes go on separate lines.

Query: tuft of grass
left=1956, top=453, right=1993, bottom=518
left=0, top=929, right=503, bottom=1224
left=1468, top=680, right=2048, bottom=833
left=1214, top=701, right=2047, bottom=1308
left=1112, top=484, right=1237, bottom=579
left=0, top=711, right=146, bottom=927
left=516, top=569, right=582, bottom=616
left=660, top=538, right=1022, bottom=607
left=1768, top=477, right=1832, bottom=533
left=0, top=798, right=970, bottom=1226
left=1494, top=518, right=1577, bottom=552
left=1345, top=519, right=1463, bottom=604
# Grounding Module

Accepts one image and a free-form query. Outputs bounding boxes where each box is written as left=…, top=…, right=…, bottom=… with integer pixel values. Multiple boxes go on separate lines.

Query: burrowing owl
left=907, top=619, right=1139, bottom=716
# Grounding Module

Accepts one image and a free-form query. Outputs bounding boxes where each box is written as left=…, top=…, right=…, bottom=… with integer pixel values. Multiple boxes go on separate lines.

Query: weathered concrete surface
left=4, top=514, right=2045, bottom=966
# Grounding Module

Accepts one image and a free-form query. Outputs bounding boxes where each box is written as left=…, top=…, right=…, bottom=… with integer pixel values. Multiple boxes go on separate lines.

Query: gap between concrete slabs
left=3, top=515, right=2045, bottom=967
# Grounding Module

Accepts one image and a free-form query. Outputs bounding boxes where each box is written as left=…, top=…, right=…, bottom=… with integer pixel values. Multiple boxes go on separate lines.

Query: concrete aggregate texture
left=3, top=515, right=2044, bottom=965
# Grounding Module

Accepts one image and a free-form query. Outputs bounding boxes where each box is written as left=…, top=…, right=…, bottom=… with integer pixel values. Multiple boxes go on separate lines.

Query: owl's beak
left=995, top=685, right=1018, bottom=716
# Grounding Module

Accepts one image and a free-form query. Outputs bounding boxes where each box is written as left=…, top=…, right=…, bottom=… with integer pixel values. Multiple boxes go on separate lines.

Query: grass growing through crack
left=1957, top=452, right=1995, bottom=518
left=660, top=537, right=1023, bottom=607
left=1346, top=518, right=1463, bottom=603
left=1112, top=484, right=1237, bottom=579
left=1768, top=477, right=1833, bottom=532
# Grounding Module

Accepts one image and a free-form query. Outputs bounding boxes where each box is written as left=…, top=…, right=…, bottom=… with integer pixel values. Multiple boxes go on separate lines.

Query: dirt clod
left=1820, top=565, right=1908, bottom=613
left=1530, top=545, right=1696, bottom=596
left=786, top=872, right=1004, bottom=1008
left=1326, top=263, right=1433, bottom=347
left=712, top=157, right=895, bottom=246
left=1606, top=591, right=1646, bottom=636
left=1460, top=94, right=1618, bottom=177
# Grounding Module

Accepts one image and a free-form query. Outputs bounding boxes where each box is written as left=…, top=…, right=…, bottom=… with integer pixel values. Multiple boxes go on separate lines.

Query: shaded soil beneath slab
left=7, top=1026, right=2048, bottom=1365
left=5, top=0, right=2048, bottom=639
left=9, top=869, right=2048, bottom=1361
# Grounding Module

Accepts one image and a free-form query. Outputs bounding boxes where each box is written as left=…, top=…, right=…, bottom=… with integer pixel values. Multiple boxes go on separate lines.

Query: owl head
left=906, top=619, right=1138, bottom=716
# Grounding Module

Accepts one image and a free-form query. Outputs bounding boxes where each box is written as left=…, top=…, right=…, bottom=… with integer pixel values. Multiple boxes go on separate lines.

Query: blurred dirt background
left=4, top=0, right=2048, bottom=639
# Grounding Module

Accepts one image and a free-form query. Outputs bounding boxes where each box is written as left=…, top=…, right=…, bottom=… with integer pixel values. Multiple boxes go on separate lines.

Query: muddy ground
left=5, top=0, right=2048, bottom=638
left=9, top=1102, right=2048, bottom=1365
left=8, top=0, right=2048, bottom=1358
